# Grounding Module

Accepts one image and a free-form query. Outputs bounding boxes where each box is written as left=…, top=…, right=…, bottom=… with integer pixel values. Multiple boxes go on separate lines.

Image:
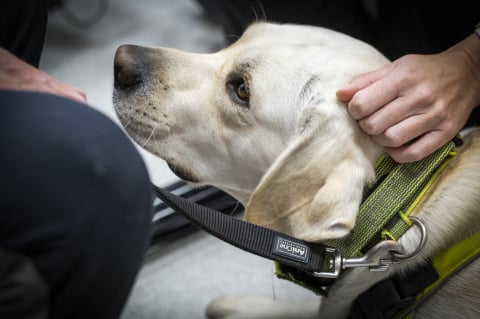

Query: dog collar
left=323, top=139, right=457, bottom=258
left=153, top=139, right=457, bottom=296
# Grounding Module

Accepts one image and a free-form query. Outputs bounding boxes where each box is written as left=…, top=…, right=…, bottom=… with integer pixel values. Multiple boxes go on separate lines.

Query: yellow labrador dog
left=113, top=23, right=480, bottom=318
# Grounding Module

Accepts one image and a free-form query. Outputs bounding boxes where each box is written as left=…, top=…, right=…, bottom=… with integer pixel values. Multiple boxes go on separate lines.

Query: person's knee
left=1, top=91, right=153, bottom=229
left=33, top=92, right=156, bottom=254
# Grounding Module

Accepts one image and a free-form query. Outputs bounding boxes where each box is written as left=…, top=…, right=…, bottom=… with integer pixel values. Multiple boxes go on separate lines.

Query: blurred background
left=41, top=0, right=317, bottom=318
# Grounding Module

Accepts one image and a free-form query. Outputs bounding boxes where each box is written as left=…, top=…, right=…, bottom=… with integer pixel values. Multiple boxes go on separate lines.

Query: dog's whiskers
left=123, top=118, right=132, bottom=130
left=250, top=3, right=266, bottom=22
left=226, top=201, right=242, bottom=216
left=143, top=123, right=157, bottom=147
left=271, top=264, right=277, bottom=300
left=226, top=34, right=240, bottom=42
left=152, top=123, right=160, bottom=145
left=136, top=123, right=141, bottom=140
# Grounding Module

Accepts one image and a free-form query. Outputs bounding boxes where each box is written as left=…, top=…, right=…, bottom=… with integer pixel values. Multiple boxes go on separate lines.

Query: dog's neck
left=220, top=137, right=385, bottom=211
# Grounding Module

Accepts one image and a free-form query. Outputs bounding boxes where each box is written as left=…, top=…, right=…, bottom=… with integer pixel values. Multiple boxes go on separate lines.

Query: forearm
left=450, top=31, right=480, bottom=107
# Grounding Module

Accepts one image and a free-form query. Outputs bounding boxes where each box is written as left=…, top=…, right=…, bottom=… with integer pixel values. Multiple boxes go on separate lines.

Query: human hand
left=0, top=47, right=87, bottom=104
left=337, top=34, right=480, bottom=163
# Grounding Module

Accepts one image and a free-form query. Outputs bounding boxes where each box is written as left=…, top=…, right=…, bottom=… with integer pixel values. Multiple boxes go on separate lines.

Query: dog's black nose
left=114, top=44, right=145, bottom=90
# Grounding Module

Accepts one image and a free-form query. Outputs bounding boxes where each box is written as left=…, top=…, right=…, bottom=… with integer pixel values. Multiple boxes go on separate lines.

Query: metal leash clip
left=312, top=217, right=427, bottom=278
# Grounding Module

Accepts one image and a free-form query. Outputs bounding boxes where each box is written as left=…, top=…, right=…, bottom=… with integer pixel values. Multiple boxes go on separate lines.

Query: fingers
left=336, top=68, right=386, bottom=101
left=337, top=50, right=478, bottom=163
left=368, top=103, right=448, bottom=163
left=357, top=96, right=408, bottom=136
left=336, top=56, right=449, bottom=163
left=72, top=88, right=88, bottom=104
left=371, top=110, right=441, bottom=146
left=61, top=89, right=88, bottom=104
left=385, top=130, right=452, bottom=163
left=336, top=65, right=390, bottom=111
left=348, top=82, right=403, bottom=122
left=53, top=80, right=88, bottom=104
left=29, top=68, right=88, bottom=104
left=356, top=88, right=439, bottom=136
left=0, top=48, right=88, bottom=104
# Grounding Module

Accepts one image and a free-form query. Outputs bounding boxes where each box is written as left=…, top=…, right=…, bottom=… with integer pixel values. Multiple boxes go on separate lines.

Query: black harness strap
left=351, top=261, right=439, bottom=319
left=153, top=185, right=330, bottom=273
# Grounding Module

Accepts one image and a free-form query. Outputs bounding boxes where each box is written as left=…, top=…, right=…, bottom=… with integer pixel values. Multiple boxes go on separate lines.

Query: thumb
left=336, top=65, right=389, bottom=102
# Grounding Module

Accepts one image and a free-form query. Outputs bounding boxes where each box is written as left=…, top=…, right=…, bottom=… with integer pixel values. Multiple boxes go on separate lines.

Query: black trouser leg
left=0, top=90, right=153, bottom=319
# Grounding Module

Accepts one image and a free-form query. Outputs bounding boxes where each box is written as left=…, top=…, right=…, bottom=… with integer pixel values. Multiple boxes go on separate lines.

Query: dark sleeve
left=373, top=0, right=480, bottom=128
left=466, top=108, right=480, bottom=127
left=0, top=0, right=49, bottom=67
left=374, top=0, right=480, bottom=60
left=198, top=0, right=479, bottom=58
left=197, top=0, right=375, bottom=45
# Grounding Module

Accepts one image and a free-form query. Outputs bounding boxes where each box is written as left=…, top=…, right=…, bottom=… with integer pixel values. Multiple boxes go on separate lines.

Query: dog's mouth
left=167, top=162, right=199, bottom=183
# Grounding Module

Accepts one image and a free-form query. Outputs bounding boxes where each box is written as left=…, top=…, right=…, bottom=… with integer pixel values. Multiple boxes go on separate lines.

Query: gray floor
left=41, top=1, right=317, bottom=318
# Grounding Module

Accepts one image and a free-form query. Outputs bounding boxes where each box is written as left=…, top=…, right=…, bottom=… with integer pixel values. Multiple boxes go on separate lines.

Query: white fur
left=114, top=22, right=480, bottom=318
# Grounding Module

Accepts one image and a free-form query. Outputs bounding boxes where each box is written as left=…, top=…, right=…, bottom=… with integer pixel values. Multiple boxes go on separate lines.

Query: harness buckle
left=345, top=240, right=404, bottom=270
left=312, top=217, right=427, bottom=278
left=312, top=240, right=403, bottom=278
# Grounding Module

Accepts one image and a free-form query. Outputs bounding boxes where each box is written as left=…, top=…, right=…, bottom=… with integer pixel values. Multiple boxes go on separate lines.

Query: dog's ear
left=245, top=105, right=378, bottom=242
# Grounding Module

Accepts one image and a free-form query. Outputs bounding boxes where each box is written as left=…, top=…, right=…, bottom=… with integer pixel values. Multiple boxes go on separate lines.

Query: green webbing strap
left=322, top=141, right=456, bottom=258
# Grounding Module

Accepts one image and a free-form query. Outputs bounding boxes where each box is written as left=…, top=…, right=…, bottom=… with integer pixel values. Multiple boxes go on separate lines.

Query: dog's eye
left=236, top=82, right=249, bottom=101
left=227, top=79, right=250, bottom=106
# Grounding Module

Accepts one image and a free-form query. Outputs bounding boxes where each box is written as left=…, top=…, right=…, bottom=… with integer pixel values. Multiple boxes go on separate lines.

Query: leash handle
left=153, top=185, right=328, bottom=272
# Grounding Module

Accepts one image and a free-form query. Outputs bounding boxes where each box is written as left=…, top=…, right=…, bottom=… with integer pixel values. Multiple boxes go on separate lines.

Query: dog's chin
left=167, top=162, right=199, bottom=183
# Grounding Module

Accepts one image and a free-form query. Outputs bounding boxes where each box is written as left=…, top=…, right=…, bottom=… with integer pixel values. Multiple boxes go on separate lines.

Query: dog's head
left=113, top=22, right=388, bottom=242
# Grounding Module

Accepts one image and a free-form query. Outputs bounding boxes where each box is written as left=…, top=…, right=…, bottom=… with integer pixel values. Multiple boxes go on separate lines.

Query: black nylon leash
left=153, top=185, right=330, bottom=273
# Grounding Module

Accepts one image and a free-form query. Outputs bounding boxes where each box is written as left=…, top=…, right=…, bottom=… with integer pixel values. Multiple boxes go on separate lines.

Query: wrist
left=449, top=32, right=480, bottom=108
left=468, top=25, right=480, bottom=105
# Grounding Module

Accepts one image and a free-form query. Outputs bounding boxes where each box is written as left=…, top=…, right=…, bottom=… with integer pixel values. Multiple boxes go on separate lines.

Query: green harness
left=275, top=139, right=480, bottom=316
left=324, top=140, right=456, bottom=257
